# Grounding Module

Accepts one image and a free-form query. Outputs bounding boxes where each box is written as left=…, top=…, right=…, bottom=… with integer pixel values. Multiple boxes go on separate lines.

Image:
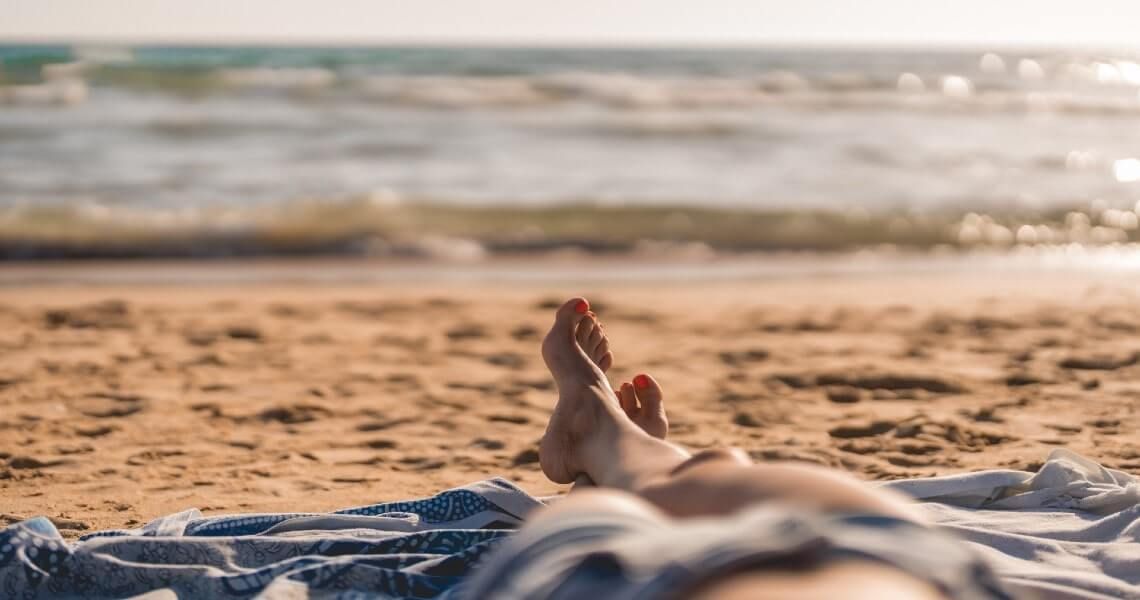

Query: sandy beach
left=1, top=264, right=1138, bottom=537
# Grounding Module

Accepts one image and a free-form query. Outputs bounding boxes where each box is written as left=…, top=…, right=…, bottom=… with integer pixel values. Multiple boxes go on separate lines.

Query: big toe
left=555, top=297, right=591, bottom=325
left=633, top=373, right=664, bottom=415
left=543, top=297, right=596, bottom=376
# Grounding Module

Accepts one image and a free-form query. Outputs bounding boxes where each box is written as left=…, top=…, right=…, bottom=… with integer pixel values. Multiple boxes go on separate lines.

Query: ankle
left=578, top=425, right=675, bottom=488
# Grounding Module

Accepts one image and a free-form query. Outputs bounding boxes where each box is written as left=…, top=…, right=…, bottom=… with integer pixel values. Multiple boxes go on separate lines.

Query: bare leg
left=540, top=297, right=922, bottom=522
left=524, top=298, right=945, bottom=599
left=572, top=373, right=674, bottom=488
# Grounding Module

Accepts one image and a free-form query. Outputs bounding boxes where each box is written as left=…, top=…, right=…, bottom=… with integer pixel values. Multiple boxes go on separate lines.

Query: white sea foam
left=218, top=68, right=337, bottom=90
left=0, top=80, right=88, bottom=105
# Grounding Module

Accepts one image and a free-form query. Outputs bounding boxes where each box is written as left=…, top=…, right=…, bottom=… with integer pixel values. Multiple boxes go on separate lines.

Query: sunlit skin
left=530, top=297, right=947, bottom=599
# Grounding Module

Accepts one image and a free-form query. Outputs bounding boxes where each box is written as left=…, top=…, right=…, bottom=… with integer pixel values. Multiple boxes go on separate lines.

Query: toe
left=555, top=297, right=591, bottom=325
left=592, top=337, right=610, bottom=361
left=618, top=382, right=638, bottom=419
left=576, top=316, right=596, bottom=348
left=598, top=351, right=614, bottom=372
left=633, top=373, right=663, bottom=415
left=587, top=324, right=605, bottom=353
left=543, top=297, right=595, bottom=374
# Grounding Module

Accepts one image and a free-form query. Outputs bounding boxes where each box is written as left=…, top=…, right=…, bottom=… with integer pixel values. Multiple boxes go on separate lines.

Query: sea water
left=3, top=45, right=1140, bottom=258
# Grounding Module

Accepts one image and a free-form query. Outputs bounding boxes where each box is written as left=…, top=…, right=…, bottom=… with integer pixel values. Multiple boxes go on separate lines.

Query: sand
left=1, top=267, right=1138, bottom=537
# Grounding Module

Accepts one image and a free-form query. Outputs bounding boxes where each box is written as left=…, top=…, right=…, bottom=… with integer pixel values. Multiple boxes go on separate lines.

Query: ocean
left=3, top=44, right=1140, bottom=259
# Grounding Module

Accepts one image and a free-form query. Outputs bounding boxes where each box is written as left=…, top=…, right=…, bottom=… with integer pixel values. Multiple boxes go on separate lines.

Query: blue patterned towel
left=0, top=478, right=543, bottom=599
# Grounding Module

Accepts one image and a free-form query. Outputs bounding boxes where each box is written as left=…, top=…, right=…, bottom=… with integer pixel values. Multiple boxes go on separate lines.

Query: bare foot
left=617, top=374, right=668, bottom=439
left=570, top=373, right=670, bottom=489
left=573, top=306, right=668, bottom=439
left=540, top=297, right=633, bottom=484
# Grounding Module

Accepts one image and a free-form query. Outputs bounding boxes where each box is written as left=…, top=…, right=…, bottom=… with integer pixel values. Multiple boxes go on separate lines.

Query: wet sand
left=1, top=267, right=1138, bottom=536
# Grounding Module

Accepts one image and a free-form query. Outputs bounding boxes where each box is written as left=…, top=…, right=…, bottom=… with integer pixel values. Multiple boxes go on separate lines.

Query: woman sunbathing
left=463, top=298, right=1011, bottom=600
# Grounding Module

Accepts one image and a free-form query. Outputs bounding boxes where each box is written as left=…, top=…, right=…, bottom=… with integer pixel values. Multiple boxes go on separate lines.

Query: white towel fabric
left=883, top=449, right=1140, bottom=600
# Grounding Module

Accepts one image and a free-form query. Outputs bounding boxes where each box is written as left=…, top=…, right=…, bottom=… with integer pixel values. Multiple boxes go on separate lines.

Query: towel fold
left=883, top=449, right=1140, bottom=599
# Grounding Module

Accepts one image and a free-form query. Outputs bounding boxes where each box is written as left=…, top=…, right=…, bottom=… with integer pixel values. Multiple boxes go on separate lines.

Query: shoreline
left=2, top=249, right=1140, bottom=287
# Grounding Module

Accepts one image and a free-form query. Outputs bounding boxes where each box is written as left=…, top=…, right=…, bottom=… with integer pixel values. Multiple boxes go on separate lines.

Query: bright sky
left=4, top=0, right=1140, bottom=48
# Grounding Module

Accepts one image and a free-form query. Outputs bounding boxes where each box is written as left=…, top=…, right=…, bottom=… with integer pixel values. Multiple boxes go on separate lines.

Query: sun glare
left=1113, top=158, right=1140, bottom=183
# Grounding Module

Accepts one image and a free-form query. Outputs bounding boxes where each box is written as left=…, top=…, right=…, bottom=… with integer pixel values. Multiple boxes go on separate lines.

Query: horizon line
left=2, top=36, right=1140, bottom=54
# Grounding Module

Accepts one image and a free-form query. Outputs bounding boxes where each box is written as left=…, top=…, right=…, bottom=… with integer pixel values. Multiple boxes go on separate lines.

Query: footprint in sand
left=183, top=328, right=218, bottom=346
left=896, top=441, right=945, bottom=455
left=719, top=391, right=765, bottom=404
left=361, top=438, right=398, bottom=450
left=75, top=392, right=146, bottom=419
left=56, top=444, right=94, bottom=455
left=816, top=372, right=967, bottom=395
left=485, top=352, right=527, bottom=369
left=837, top=440, right=882, bottom=455
left=257, top=404, right=333, bottom=424
left=471, top=438, right=505, bottom=450
left=732, top=412, right=763, bottom=428
left=765, top=374, right=812, bottom=389
left=48, top=516, right=89, bottom=532
left=512, top=448, right=540, bottom=466
left=768, top=372, right=965, bottom=396
left=824, top=386, right=863, bottom=404
left=225, top=325, right=263, bottom=341
left=397, top=456, right=446, bottom=471
left=266, top=303, right=313, bottom=319
left=355, top=417, right=415, bottom=432
left=535, top=297, right=565, bottom=310
left=924, top=420, right=1017, bottom=448
left=487, top=414, right=530, bottom=425
left=125, top=450, right=185, bottom=466
left=510, top=324, right=541, bottom=341
left=718, top=348, right=770, bottom=366
left=749, top=447, right=837, bottom=468
left=445, top=324, right=487, bottom=341
left=43, top=300, right=132, bottom=330
left=828, top=420, right=898, bottom=439
left=882, top=453, right=943, bottom=468
left=958, top=405, right=1004, bottom=424
left=1059, top=352, right=1139, bottom=370
left=74, top=424, right=116, bottom=438
left=1004, top=372, right=1048, bottom=387
left=446, top=381, right=497, bottom=393
left=1086, top=418, right=1121, bottom=434
left=8, top=455, right=72, bottom=470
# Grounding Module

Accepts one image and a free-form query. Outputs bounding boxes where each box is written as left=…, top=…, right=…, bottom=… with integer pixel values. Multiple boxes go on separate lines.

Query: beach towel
left=1, top=449, right=1136, bottom=599
left=883, top=449, right=1140, bottom=600
left=0, top=479, right=543, bottom=599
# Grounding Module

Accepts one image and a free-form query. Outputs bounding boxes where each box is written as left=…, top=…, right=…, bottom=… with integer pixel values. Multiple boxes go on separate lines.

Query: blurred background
left=4, top=1, right=1140, bottom=272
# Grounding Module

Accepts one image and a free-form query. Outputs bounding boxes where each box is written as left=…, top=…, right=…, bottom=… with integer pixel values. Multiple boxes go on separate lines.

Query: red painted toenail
left=634, top=374, right=650, bottom=389
left=574, top=300, right=589, bottom=314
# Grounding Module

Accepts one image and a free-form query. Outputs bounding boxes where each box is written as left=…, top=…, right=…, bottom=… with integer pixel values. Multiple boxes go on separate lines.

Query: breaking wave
left=2, top=196, right=1138, bottom=260
left=6, top=45, right=1140, bottom=116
